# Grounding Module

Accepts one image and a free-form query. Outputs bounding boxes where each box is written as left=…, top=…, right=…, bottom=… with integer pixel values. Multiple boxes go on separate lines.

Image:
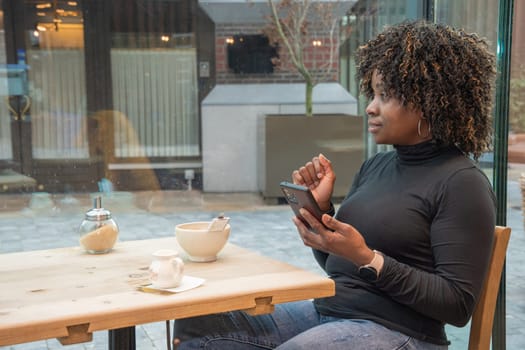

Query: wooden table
left=0, top=237, right=335, bottom=349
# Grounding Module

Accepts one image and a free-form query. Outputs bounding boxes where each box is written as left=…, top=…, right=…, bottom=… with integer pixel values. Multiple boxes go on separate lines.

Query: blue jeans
left=173, top=300, right=448, bottom=349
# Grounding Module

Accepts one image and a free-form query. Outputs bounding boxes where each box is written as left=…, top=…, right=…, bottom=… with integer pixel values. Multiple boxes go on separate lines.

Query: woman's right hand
left=291, top=153, right=335, bottom=211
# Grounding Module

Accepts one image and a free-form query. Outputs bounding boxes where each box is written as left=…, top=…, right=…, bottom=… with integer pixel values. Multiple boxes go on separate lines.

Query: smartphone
left=280, top=181, right=327, bottom=231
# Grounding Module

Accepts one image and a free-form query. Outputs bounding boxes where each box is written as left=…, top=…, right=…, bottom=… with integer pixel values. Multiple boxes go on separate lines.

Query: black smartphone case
left=280, top=181, right=325, bottom=229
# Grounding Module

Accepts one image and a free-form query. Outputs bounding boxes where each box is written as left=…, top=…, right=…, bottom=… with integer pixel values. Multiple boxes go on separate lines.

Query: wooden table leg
left=109, top=326, right=136, bottom=350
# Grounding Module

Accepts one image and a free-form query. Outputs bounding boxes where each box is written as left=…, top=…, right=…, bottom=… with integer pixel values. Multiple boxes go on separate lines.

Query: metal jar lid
left=85, top=196, right=112, bottom=221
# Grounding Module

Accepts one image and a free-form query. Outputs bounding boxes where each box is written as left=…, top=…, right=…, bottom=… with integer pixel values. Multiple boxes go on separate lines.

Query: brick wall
left=215, top=23, right=339, bottom=84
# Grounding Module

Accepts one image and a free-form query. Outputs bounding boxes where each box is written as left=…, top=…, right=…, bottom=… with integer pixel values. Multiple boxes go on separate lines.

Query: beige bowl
left=175, top=222, right=231, bottom=262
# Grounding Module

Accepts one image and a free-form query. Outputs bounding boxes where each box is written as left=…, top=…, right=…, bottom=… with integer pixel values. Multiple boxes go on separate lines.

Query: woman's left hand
left=292, top=208, right=375, bottom=266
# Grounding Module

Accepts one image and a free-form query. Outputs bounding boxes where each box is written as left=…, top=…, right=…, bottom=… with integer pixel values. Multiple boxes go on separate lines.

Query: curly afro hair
left=356, top=20, right=496, bottom=160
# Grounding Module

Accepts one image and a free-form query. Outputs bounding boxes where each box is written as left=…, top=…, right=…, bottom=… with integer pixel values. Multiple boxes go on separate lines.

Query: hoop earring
left=417, top=118, right=431, bottom=138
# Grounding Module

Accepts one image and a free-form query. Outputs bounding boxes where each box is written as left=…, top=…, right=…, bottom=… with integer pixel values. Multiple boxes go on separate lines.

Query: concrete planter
left=257, top=114, right=365, bottom=202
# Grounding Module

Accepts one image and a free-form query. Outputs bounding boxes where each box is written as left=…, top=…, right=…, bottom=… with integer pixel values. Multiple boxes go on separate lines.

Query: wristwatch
left=358, top=250, right=384, bottom=282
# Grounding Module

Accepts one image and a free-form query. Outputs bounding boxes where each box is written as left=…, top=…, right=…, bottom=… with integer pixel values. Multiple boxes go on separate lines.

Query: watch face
left=358, top=266, right=378, bottom=282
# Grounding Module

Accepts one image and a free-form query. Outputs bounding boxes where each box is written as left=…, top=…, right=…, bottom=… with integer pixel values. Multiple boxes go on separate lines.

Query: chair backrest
left=468, top=226, right=512, bottom=350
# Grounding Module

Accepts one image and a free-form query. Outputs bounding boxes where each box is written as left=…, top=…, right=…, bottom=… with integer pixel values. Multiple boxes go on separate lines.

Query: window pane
left=0, top=0, right=520, bottom=349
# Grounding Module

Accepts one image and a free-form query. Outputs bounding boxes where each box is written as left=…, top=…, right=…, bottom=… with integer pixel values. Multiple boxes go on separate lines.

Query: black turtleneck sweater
left=313, top=141, right=496, bottom=345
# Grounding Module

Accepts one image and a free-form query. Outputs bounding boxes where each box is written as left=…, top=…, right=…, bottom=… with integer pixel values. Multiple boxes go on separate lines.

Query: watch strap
left=358, top=250, right=384, bottom=281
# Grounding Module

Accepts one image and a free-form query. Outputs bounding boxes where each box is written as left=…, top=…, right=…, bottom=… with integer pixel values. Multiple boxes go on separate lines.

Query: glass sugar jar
left=78, top=196, right=119, bottom=254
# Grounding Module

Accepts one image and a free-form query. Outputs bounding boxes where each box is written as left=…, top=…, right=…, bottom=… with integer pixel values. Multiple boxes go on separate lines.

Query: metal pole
left=492, top=0, right=514, bottom=348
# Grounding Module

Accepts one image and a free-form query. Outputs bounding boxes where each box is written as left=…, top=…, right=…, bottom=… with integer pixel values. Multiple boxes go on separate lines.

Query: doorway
left=1, top=0, right=93, bottom=192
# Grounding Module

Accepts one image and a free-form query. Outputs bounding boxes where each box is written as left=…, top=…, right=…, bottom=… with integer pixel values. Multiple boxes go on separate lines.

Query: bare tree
left=263, top=0, right=351, bottom=116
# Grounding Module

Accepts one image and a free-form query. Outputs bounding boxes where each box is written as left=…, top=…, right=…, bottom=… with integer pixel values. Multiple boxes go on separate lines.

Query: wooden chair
left=468, top=226, right=512, bottom=350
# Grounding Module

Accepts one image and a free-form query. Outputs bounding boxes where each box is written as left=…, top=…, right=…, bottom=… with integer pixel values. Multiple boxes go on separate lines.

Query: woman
left=173, top=20, right=497, bottom=349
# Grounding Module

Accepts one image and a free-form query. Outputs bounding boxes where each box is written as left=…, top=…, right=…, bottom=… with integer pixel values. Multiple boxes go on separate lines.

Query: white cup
left=148, top=249, right=184, bottom=288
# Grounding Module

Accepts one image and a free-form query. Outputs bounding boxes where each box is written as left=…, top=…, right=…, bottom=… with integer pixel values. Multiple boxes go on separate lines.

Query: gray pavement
left=1, top=176, right=525, bottom=350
